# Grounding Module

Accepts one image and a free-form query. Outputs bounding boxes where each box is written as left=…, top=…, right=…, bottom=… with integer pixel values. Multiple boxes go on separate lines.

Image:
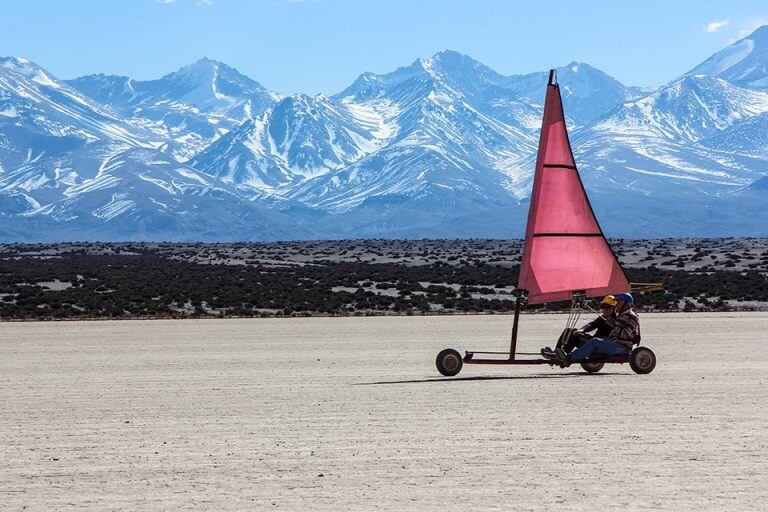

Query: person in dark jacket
left=554, top=293, right=639, bottom=366
left=542, top=295, right=617, bottom=358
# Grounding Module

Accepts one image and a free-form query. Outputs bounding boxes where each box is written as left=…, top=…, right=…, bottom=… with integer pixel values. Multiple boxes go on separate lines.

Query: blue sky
left=1, top=0, right=766, bottom=94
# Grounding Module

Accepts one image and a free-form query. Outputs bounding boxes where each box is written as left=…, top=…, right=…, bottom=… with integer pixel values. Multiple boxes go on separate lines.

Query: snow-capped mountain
left=591, top=75, right=768, bottom=144
left=192, top=51, right=541, bottom=198
left=336, top=52, right=639, bottom=130
left=687, top=25, right=768, bottom=90
left=68, top=58, right=280, bottom=161
left=0, top=57, right=159, bottom=172
left=189, top=93, right=391, bottom=190
left=343, top=50, right=542, bottom=133
left=557, top=74, right=768, bottom=237
left=3, top=143, right=305, bottom=240
left=287, top=53, right=538, bottom=215
left=3, top=25, right=768, bottom=241
left=0, top=58, right=302, bottom=241
left=501, top=61, right=647, bottom=127
left=571, top=75, right=768, bottom=196
left=187, top=51, right=655, bottom=230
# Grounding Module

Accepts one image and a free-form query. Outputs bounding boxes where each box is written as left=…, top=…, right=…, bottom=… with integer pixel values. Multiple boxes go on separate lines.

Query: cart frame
left=439, top=284, right=662, bottom=373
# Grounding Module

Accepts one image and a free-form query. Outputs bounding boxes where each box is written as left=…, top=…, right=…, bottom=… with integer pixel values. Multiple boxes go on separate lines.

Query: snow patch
left=0, top=105, right=18, bottom=117
left=92, top=193, right=136, bottom=220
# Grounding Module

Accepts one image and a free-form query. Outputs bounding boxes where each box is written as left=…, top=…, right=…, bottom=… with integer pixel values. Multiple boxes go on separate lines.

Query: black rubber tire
left=580, top=362, right=605, bottom=374
left=436, top=349, right=463, bottom=376
left=630, top=346, right=656, bottom=374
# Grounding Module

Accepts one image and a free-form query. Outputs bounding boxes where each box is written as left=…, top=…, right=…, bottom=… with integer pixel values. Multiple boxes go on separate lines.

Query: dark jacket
left=580, top=312, right=616, bottom=338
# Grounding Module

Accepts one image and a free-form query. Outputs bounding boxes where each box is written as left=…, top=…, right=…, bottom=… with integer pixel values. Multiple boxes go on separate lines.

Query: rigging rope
left=564, top=297, right=585, bottom=332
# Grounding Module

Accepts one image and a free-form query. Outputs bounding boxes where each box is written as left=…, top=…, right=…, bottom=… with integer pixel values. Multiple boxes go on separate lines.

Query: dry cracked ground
left=2, top=312, right=767, bottom=511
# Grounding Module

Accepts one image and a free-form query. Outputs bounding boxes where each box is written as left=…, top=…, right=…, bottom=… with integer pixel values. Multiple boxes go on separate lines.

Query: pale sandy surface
left=2, top=313, right=767, bottom=511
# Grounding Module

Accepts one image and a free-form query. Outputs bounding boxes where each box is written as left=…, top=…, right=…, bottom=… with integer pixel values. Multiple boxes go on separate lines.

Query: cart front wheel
left=436, top=349, right=463, bottom=376
left=580, top=362, right=605, bottom=374
left=630, top=346, right=656, bottom=374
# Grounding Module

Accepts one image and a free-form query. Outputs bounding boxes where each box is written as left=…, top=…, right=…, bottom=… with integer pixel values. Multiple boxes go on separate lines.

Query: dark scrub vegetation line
left=0, top=254, right=765, bottom=320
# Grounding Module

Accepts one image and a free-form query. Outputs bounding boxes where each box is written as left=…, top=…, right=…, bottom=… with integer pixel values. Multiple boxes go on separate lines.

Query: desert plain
left=2, top=312, right=767, bottom=511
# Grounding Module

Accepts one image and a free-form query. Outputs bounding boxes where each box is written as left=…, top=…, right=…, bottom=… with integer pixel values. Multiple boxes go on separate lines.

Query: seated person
left=542, top=295, right=617, bottom=357
left=552, top=293, right=640, bottom=367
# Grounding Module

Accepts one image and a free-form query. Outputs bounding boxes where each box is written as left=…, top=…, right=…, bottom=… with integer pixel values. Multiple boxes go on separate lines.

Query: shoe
left=541, top=347, right=556, bottom=359
left=555, top=347, right=571, bottom=368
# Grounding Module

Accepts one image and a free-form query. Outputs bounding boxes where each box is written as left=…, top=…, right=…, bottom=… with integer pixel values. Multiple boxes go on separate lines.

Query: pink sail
left=518, top=71, right=630, bottom=305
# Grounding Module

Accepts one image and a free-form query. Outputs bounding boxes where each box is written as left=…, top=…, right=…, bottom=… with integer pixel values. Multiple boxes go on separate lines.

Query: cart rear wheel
left=630, top=346, right=656, bottom=374
left=436, top=349, right=463, bottom=376
left=580, top=362, right=604, bottom=374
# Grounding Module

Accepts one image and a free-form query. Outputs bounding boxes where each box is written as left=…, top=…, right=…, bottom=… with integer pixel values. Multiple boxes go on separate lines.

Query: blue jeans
left=571, top=338, right=630, bottom=362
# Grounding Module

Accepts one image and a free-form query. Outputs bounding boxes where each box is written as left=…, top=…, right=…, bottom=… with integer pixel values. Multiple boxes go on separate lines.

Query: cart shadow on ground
left=357, top=372, right=631, bottom=385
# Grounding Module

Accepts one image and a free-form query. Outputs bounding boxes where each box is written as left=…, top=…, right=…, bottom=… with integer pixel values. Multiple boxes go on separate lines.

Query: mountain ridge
left=2, top=26, right=768, bottom=241
left=686, top=25, right=768, bottom=90
left=66, top=58, right=280, bottom=161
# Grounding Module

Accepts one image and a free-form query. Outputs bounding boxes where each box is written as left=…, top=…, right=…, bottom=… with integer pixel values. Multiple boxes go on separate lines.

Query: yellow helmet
left=600, top=295, right=617, bottom=307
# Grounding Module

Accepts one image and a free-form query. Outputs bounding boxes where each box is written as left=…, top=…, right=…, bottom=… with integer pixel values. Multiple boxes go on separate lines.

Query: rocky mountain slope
left=687, top=25, right=768, bottom=90
left=67, top=58, right=280, bottom=161
left=2, top=27, right=768, bottom=241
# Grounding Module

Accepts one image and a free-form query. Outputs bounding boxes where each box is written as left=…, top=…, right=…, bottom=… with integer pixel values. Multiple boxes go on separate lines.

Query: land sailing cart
left=435, top=70, right=662, bottom=377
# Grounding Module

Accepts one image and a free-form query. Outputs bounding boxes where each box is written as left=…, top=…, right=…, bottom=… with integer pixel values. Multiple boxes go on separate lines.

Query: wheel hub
left=443, top=355, right=459, bottom=370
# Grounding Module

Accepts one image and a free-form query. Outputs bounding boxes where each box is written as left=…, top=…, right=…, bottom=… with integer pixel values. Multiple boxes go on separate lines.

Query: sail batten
left=518, top=71, right=630, bottom=305
left=531, top=234, right=603, bottom=239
